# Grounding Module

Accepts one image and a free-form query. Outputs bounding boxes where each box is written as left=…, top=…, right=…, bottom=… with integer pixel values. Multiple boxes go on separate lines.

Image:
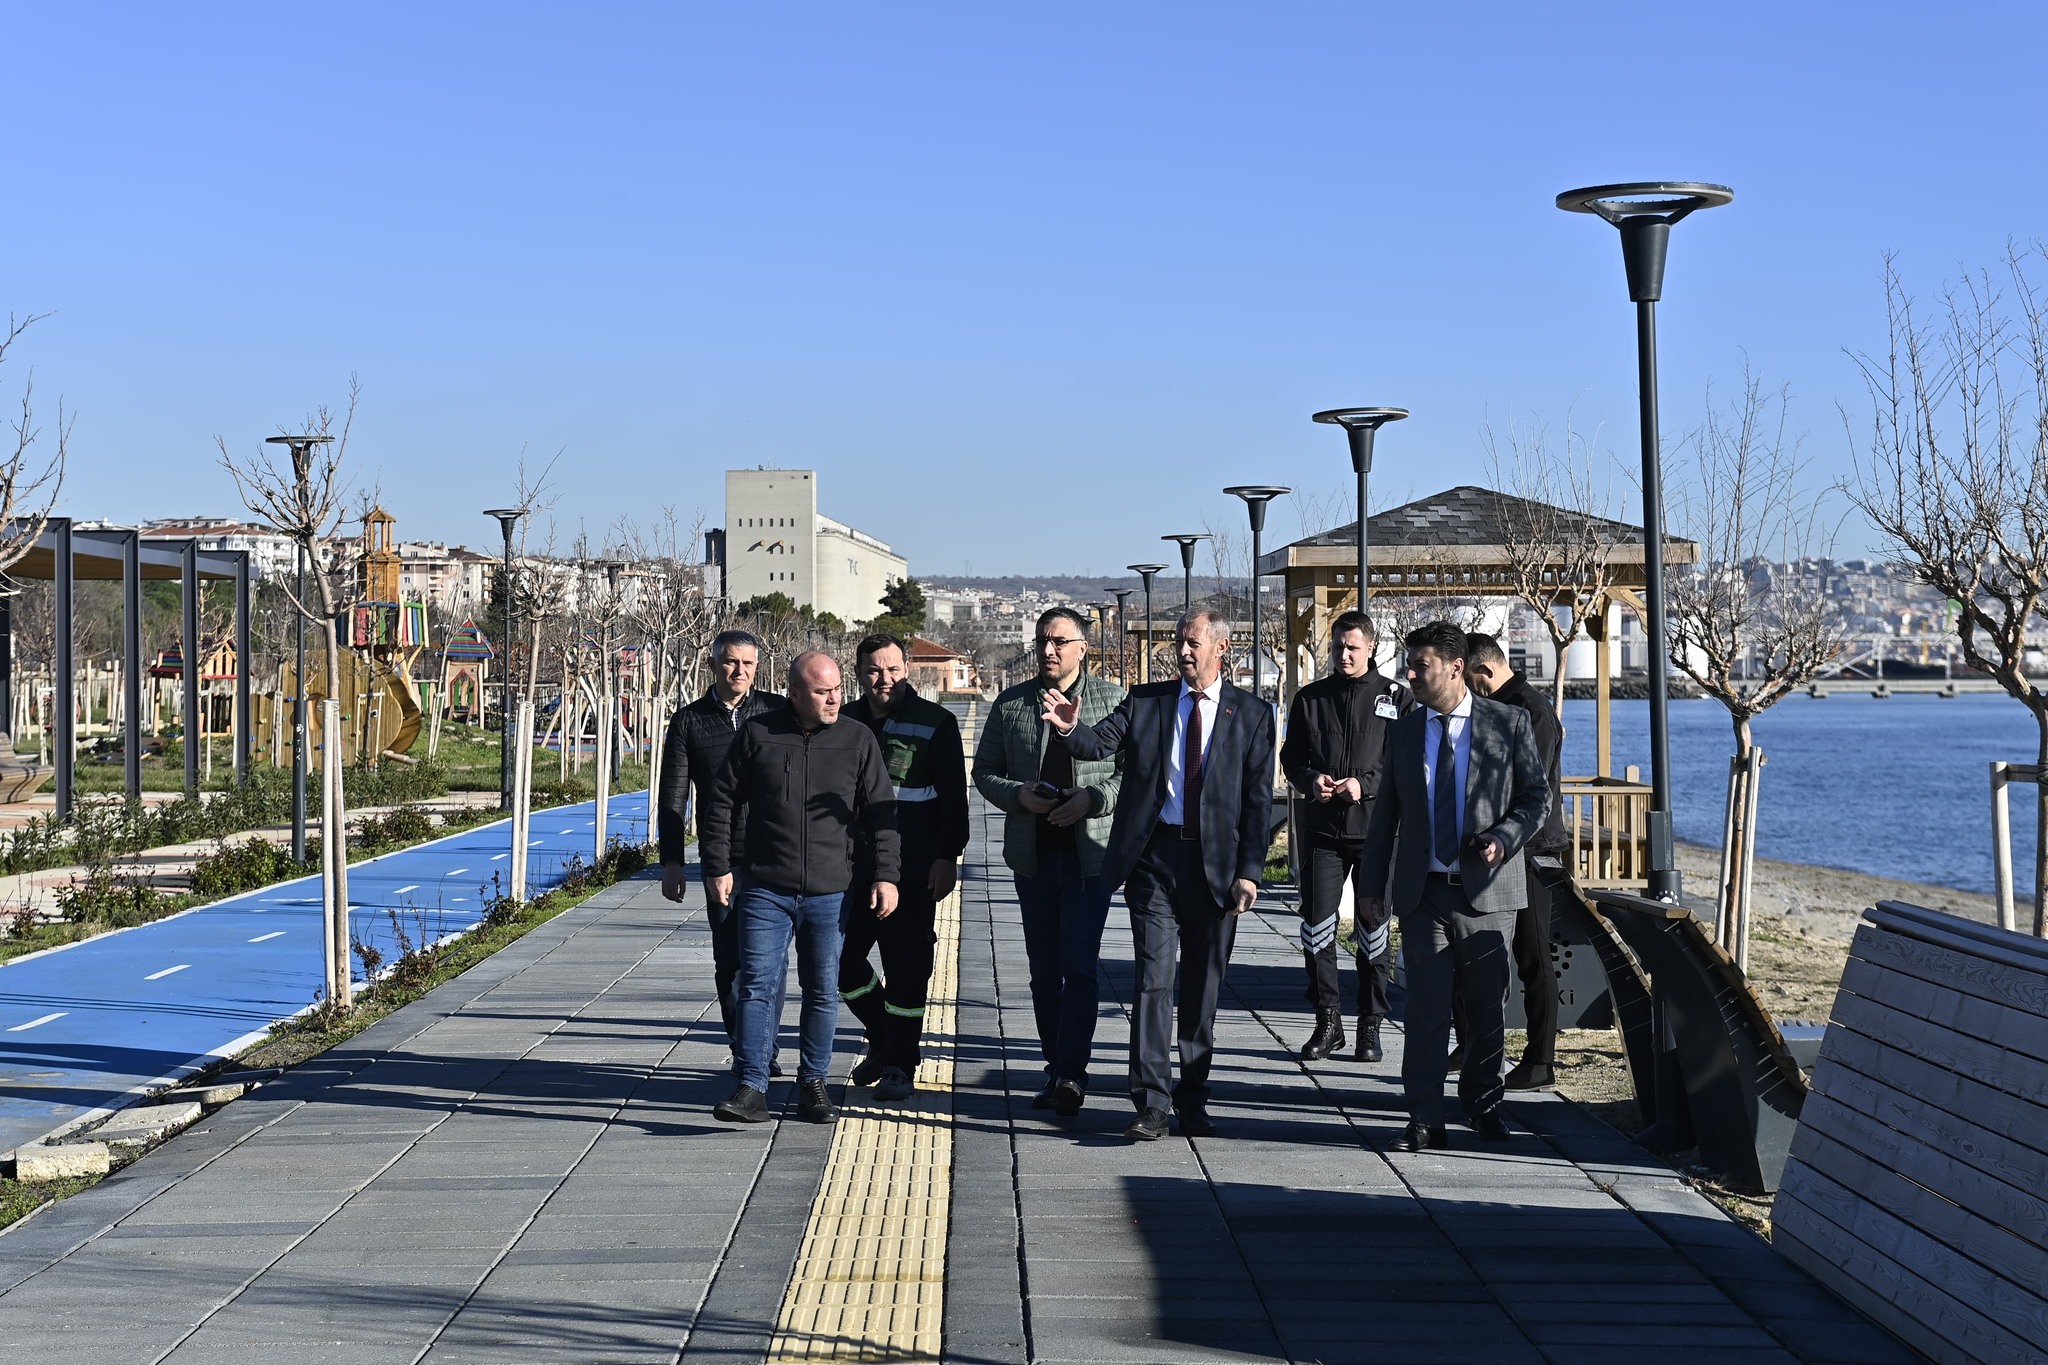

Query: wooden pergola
left=1257, top=485, right=1700, bottom=887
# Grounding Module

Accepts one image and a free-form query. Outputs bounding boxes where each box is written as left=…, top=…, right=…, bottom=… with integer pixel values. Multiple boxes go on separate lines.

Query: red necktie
left=1184, top=690, right=1207, bottom=826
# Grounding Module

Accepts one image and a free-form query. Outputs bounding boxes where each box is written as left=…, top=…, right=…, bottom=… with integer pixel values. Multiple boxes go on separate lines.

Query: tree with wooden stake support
left=217, top=381, right=360, bottom=1007
left=1847, top=246, right=2048, bottom=938
left=1665, top=373, right=1845, bottom=968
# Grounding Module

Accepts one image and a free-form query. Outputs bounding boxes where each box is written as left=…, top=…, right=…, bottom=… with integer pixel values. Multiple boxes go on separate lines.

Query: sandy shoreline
left=1673, top=839, right=2001, bottom=944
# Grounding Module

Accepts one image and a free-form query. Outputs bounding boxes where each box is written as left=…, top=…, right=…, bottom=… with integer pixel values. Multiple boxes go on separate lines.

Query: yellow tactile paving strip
left=766, top=885, right=961, bottom=1363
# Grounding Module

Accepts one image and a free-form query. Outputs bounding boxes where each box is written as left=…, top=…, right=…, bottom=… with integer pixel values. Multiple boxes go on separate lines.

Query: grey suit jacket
left=1358, top=695, right=1550, bottom=917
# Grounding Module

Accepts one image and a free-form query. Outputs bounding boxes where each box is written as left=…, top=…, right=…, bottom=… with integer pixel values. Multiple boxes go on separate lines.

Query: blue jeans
left=733, top=882, right=844, bottom=1090
left=1014, top=846, right=1113, bottom=1085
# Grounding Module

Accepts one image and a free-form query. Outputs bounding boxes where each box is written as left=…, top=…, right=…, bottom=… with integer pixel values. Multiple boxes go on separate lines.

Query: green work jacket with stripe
left=844, top=686, right=970, bottom=873
left=973, top=672, right=1125, bottom=879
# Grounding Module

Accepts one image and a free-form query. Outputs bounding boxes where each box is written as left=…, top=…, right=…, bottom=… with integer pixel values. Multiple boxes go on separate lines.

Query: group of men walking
left=658, top=605, right=1567, bottom=1151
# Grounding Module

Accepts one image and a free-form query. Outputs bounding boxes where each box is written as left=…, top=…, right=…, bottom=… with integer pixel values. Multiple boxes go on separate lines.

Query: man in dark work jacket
left=699, top=651, right=899, bottom=1126
left=1280, top=609, right=1410, bottom=1065
left=1464, top=631, right=1567, bottom=1090
left=657, top=630, right=786, bottom=1066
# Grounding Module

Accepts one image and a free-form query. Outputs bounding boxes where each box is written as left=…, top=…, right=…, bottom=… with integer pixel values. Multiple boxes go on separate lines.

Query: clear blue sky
left=10, top=3, right=2044, bottom=577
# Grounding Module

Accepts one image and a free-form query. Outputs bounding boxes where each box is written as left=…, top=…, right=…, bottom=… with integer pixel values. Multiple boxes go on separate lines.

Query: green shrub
left=189, top=838, right=309, bottom=899
left=352, top=805, right=436, bottom=852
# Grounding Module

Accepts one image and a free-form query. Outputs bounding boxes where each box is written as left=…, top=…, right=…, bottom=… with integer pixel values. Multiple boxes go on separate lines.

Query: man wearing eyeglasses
left=973, top=607, right=1125, bottom=1116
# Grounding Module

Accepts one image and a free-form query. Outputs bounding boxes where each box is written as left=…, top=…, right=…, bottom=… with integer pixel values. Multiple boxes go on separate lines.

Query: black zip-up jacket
left=656, top=687, right=787, bottom=868
left=1488, top=670, right=1567, bottom=854
left=699, top=710, right=901, bottom=895
left=844, top=686, right=970, bottom=872
left=1281, top=668, right=1409, bottom=843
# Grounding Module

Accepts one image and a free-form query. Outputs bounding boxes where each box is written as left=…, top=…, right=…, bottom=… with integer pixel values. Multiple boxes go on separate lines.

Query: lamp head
left=483, top=508, right=526, bottom=542
left=1126, top=563, right=1167, bottom=584
left=1312, top=407, right=1408, bottom=474
left=1556, top=182, right=1732, bottom=303
left=1223, top=485, right=1291, bottom=535
left=1162, top=533, right=1211, bottom=571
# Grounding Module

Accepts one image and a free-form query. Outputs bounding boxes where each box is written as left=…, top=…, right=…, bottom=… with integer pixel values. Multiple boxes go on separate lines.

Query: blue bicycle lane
left=0, top=792, right=650, bottom=1155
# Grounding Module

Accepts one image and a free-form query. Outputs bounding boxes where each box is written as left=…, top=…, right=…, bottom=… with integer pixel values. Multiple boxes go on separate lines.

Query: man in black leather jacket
left=657, top=630, right=786, bottom=1064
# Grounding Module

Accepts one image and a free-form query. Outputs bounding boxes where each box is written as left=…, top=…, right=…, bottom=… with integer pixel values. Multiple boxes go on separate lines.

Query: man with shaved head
left=700, top=650, right=900, bottom=1125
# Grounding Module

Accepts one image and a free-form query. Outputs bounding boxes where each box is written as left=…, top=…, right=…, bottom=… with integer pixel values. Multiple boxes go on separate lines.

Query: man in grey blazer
left=1358, top=621, right=1549, bottom=1152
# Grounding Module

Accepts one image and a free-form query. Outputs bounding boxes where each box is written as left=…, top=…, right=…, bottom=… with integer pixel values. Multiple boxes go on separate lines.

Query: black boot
left=1298, top=1008, right=1346, bottom=1061
left=1353, top=1017, right=1384, bottom=1064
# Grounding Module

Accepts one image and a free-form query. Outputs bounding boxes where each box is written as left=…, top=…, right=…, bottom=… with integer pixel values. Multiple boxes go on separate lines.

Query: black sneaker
left=850, top=1054, right=887, bottom=1087
left=797, top=1079, right=838, bottom=1124
left=874, top=1066, right=915, bottom=1102
left=714, top=1085, right=769, bottom=1123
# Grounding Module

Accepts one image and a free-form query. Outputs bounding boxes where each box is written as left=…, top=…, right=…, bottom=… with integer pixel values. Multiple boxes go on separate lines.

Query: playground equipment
left=253, top=649, right=423, bottom=766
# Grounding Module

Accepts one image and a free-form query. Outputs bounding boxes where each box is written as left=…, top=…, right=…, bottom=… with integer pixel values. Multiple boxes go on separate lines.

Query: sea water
left=1560, top=693, right=2040, bottom=897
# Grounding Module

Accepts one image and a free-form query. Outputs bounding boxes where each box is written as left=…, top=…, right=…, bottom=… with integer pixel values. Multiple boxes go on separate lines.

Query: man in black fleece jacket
left=1280, top=610, right=1410, bottom=1065
left=699, top=651, right=900, bottom=1124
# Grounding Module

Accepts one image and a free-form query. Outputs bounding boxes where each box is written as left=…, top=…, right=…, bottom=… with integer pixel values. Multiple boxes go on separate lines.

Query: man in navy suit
left=1043, top=610, right=1277, bottom=1141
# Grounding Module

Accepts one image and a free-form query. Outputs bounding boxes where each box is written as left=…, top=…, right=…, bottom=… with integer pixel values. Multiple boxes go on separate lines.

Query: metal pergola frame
left=1, top=518, right=252, bottom=819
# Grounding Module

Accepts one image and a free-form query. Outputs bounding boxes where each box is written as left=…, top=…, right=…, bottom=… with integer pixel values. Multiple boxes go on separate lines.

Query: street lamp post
left=1558, top=181, right=1732, bottom=902
left=266, top=434, right=334, bottom=864
left=1311, top=407, right=1407, bottom=637
left=484, top=507, right=527, bottom=810
left=1161, top=533, right=1211, bottom=616
left=1222, top=486, right=1290, bottom=702
left=1126, top=564, right=1166, bottom=684
left=1106, top=588, right=1134, bottom=684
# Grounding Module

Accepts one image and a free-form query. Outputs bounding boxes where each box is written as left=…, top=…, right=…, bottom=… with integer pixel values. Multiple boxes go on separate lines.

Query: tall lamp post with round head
left=1222, top=486, right=1290, bottom=702
left=265, top=433, right=334, bottom=864
left=1311, top=407, right=1407, bottom=632
left=484, top=507, right=527, bottom=810
left=1557, top=180, right=1732, bottom=902
left=1105, top=587, right=1134, bottom=684
left=1126, top=563, right=1165, bottom=684
left=1161, top=533, right=1211, bottom=616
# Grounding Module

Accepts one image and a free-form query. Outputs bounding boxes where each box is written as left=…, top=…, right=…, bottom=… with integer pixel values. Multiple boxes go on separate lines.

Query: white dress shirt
left=1421, top=690, right=1474, bottom=873
left=1160, top=680, right=1220, bottom=826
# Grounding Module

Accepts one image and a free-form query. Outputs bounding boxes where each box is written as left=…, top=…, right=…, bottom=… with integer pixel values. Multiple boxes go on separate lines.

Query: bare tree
left=216, top=377, right=360, bottom=1002
left=1668, top=373, right=1846, bottom=753
left=1483, top=408, right=1631, bottom=712
left=0, top=314, right=70, bottom=580
left=1847, top=247, right=2048, bottom=936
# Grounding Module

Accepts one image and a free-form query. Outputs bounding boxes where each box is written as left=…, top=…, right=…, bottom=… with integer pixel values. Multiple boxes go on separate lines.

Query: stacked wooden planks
left=1776, top=900, right=2048, bottom=1365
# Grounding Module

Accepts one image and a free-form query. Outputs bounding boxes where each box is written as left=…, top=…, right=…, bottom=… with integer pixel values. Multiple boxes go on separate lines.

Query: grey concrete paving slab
left=0, top=810, right=1913, bottom=1363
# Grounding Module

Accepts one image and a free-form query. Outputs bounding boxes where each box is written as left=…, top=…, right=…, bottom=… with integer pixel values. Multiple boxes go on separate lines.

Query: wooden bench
left=1775, top=900, right=2048, bottom=1365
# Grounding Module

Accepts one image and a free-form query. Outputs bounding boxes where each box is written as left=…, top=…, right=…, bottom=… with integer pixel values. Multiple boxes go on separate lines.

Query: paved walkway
left=0, top=807, right=1908, bottom=1363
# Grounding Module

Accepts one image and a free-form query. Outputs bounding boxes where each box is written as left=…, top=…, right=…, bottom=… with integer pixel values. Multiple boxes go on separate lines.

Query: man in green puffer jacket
left=972, top=607, right=1125, bottom=1116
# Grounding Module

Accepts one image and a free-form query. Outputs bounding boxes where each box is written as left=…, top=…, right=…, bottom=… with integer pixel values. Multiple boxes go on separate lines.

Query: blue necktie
left=1433, top=714, right=1460, bottom=867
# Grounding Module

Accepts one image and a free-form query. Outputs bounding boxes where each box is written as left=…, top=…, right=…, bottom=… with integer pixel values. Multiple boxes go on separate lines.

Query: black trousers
left=1125, top=828, right=1237, bottom=1114
left=708, top=884, right=740, bottom=1046
left=1516, top=859, right=1561, bottom=1066
left=838, top=868, right=939, bottom=1071
left=1300, top=836, right=1391, bottom=1021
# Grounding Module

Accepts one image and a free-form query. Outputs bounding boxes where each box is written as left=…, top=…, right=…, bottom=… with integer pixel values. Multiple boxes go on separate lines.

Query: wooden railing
left=1562, top=772, right=1653, bottom=889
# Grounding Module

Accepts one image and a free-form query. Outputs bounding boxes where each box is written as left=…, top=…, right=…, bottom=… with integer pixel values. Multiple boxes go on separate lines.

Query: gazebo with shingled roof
left=1256, top=484, right=1700, bottom=889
